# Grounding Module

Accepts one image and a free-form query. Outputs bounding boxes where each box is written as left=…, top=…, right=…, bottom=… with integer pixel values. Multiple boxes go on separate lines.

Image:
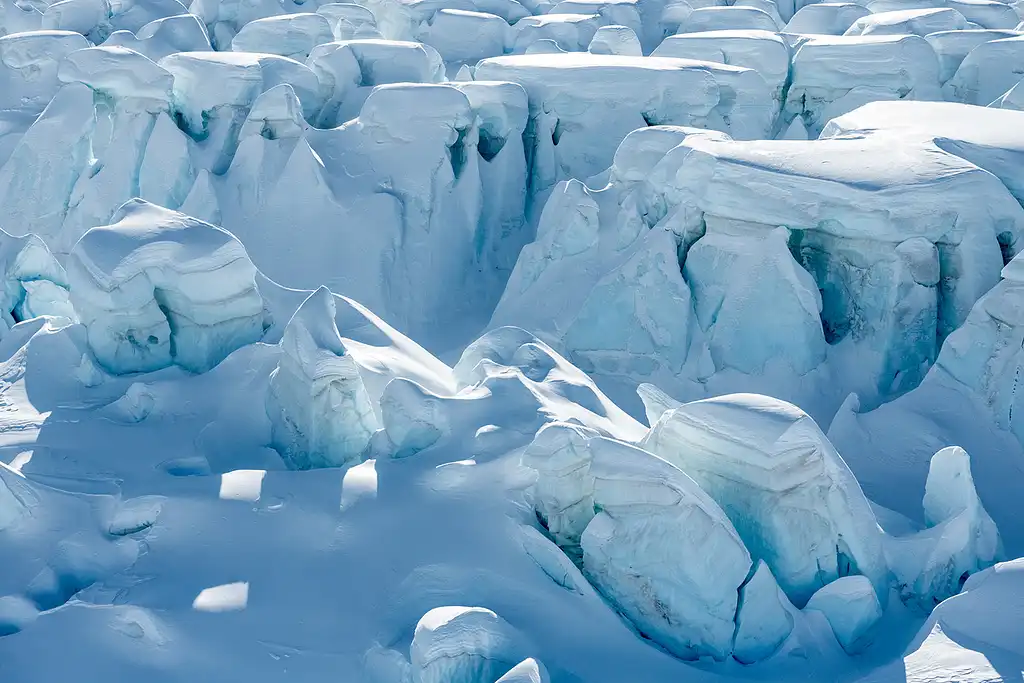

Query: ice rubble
left=642, top=393, right=888, bottom=607
left=886, top=446, right=1003, bottom=607
left=803, top=575, right=882, bottom=654
left=266, top=287, right=380, bottom=470
left=66, top=199, right=266, bottom=374
left=410, top=606, right=529, bottom=683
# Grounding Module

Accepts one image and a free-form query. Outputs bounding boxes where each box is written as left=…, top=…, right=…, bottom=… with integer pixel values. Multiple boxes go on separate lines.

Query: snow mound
left=266, top=287, right=380, bottom=470
left=804, top=575, right=882, bottom=654
left=410, top=606, right=529, bottom=683
left=642, top=393, right=888, bottom=607
left=59, top=45, right=173, bottom=107
left=67, top=199, right=267, bottom=375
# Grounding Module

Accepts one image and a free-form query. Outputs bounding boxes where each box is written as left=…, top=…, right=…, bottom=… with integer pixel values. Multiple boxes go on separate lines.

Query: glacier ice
left=580, top=434, right=753, bottom=661
left=887, top=446, right=1003, bottom=607
left=67, top=199, right=267, bottom=374
left=522, top=421, right=597, bottom=557
left=102, top=13, right=212, bottom=62
left=943, top=35, right=1024, bottom=104
left=266, top=287, right=380, bottom=470
left=679, top=5, right=780, bottom=32
left=316, top=3, right=381, bottom=40
left=784, top=3, right=870, bottom=34
left=732, top=561, right=796, bottom=665
left=643, top=393, right=889, bottom=607
left=803, top=575, right=882, bottom=654
left=784, top=34, right=941, bottom=137
left=923, top=28, right=1019, bottom=82
left=409, top=606, right=529, bottom=683
left=230, top=13, right=334, bottom=60
left=496, top=658, right=550, bottom=683
left=588, top=23, right=641, bottom=55
left=844, top=7, right=978, bottom=36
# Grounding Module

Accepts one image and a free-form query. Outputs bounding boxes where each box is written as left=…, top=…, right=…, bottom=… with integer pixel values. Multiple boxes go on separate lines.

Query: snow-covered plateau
left=0, top=0, right=1023, bottom=679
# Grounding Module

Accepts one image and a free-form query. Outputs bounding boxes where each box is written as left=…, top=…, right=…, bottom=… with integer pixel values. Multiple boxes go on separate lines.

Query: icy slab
left=587, top=23, right=641, bottom=55
left=158, top=51, right=322, bottom=172
left=414, top=8, right=509, bottom=68
left=231, top=13, right=333, bottom=60
left=0, top=0, right=43, bottom=37
left=887, top=446, right=1003, bottom=607
left=944, top=35, right=1024, bottom=105
left=0, top=30, right=89, bottom=115
left=317, top=3, right=380, bottom=39
left=784, top=2, right=870, bottom=34
left=358, top=0, right=528, bottom=41
left=267, top=287, right=380, bottom=470
left=844, top=8, right=977, bottom=36
left=410, top=606, right=528, bottom=683
left=804, top=576, right=882, bottom=654
left=0, top=82, right=94, bottom=247
left=643, top=394, right=889, bottom=607
left=680, top=5, right=781, bottom=32
left=820, top=100, right=1024, bottom=213
left=684, top=223, right=826, bottom=376
left=102, top=14, right=213, bottom=62
left=496, top=658, right=550, bottom=683
left=581, top=435, right=753, bottom=661
left=637, top=382, right=683, bottom=426
left=866, top=0, right=1020, bottom=29
left=550, top=0, right=643, bottom=36
left=651, top=29, right=790, bottom=110
left=189, top=0, right=335, bottom=48
left=67, top=200, right=267, bottom=375
left=733, top=561, right=796, bottom=664
left=784, top=34, right=941, bottom=137
left=59, top=46, right=173, bottom=107
left=509, top=13, right=607, bottom=54
left=0, top=229, right=71, bottom=334
left=307, top=38, right=445, bottom=126
left=475, top=52, right=775, bottom=202
left=993, top=77, right=1024, bottom=109
left=923, top=29, right=1019, bottom=83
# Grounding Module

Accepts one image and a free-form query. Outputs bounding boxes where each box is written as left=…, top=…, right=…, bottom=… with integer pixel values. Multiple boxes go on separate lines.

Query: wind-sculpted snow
left=784, top=3, right=869, bottom=34
left=67, top=199, right=266, bottom=374
left=844, top=8, right=978, bottom=36
left=642, top=393, right=889, bottom=607
left=102, top=13, right=212, bottom=61
left=230, top=13, right=334, bottom=60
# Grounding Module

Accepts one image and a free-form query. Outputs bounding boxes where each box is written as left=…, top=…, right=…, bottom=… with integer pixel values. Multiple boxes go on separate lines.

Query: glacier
left=0, top=0, right=1023, bottom=680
